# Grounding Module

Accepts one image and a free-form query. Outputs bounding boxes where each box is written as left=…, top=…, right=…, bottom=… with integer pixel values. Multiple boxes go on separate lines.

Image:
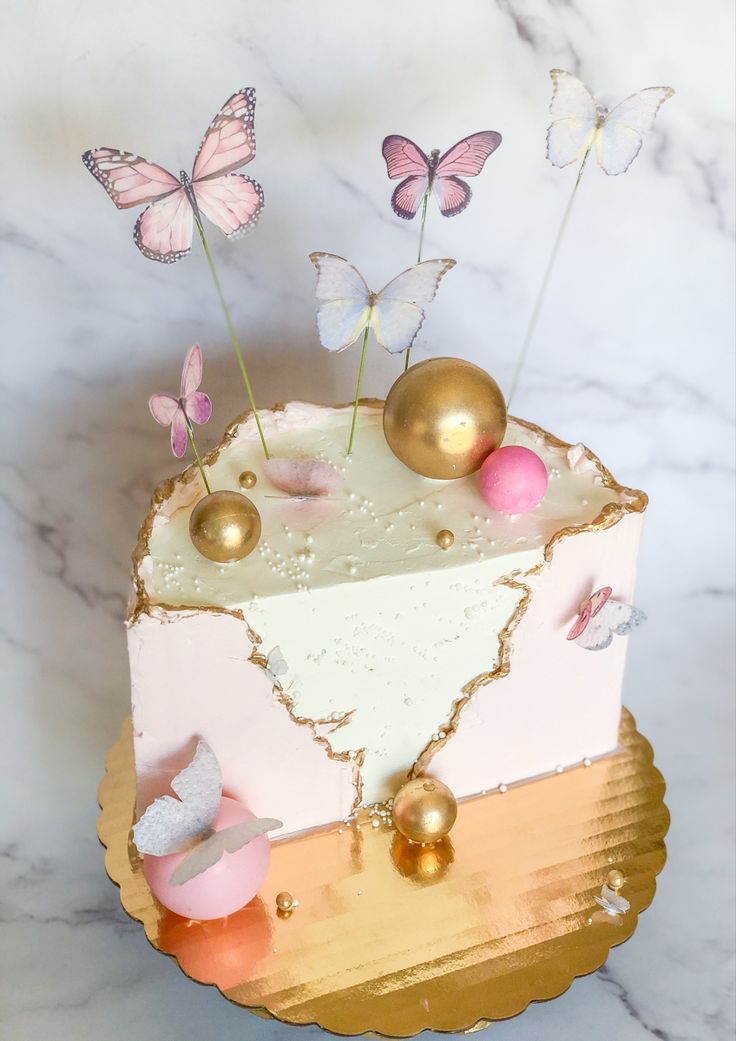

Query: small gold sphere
left=436, top=529, right=455, bottom=550
left=189, top=490, right=261, bottom=563
left=607, top=869, right=625, bottom=891
left=392, top=777, right=458, bottom=844
left=383, top=357, right=507, bottom=479
left=275, top=891, right=294, bottom=912
left=238, top=469, right=257, bottom=490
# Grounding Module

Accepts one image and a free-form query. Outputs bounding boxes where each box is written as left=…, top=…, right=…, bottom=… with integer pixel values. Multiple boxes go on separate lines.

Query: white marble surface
left=1, top=0, right=734, bottom=1038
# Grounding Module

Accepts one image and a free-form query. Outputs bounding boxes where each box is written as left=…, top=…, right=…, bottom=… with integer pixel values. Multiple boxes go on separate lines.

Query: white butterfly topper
left=264, top=646, right=289, bottom=684
left=547, top=69, right=674, bottom=176
left=567, top=587, right=646, bottom=651
left=132, top=740, right=282, bottom=886
left=309, top=253, right=455, bottom=355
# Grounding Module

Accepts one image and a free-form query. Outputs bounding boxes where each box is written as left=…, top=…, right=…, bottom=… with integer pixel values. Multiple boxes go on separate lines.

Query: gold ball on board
left=383, top=357, right=507, bottom=480
left=189, top=490, right=261, bottom=563
left=607, top=869, right=625, bottom=891
left=392, top=777, right=458, bottom=844
left=238, top=470, right=258, bottom=490
left=275, top=891, right=294, bottom=912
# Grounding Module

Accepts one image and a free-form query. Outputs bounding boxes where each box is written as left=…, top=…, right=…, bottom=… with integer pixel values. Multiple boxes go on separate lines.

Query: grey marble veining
left=1, top=0, right=734, bottom=1038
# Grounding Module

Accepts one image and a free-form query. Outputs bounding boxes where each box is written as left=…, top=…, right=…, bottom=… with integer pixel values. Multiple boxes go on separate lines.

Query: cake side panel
left=429, top=510, right=645, bottom=793
left=128, top=608, right=355, bottom=835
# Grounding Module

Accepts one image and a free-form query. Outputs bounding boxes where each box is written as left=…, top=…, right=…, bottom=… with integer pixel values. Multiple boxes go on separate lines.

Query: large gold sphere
left=383, top=358, right=507, bottom=479
left=189, top=490, right=261, bottom=563
left=392, top=777, right=458, bottom=844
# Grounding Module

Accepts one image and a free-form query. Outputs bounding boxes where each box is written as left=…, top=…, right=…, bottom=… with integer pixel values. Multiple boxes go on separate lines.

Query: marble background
left=1, top=0, right=734, bottom=1038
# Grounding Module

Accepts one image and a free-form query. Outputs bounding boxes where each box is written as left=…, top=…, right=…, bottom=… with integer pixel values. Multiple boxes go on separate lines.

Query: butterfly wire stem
left=506, top=147, right=591, bottom=409
left=347, top=326, right=370, bottom=455
left=403, top=189, right=431, bottom=373
left=194, top=218, right=271, bottom=459
left=185, top=415, right=212, bottom=495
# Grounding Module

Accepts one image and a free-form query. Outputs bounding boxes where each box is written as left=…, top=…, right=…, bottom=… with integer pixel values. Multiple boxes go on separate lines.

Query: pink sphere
left=143, top=796, right=271, bottom=921
left=479, top=445, right=548, bottom=515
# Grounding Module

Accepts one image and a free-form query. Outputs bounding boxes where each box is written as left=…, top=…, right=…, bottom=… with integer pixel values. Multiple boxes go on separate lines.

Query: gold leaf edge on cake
left=411, top=414, right=648, bottom=779
left=127, top=398, right=385, bottom=626
left=127, top=400, right=382, bottom=811
left=127, top=402, right=647, bottom=810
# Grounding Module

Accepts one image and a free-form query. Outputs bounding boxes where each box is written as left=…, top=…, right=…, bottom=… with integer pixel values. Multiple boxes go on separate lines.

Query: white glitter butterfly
left=547, top=69, right=674, bottom=176
left=132, top=740, right=282, bottom=886
left=309, top=252, right=455, bottom=355
left=594, top=883, right=630, bottom=917
left=567, top=587, right=646, bottom=651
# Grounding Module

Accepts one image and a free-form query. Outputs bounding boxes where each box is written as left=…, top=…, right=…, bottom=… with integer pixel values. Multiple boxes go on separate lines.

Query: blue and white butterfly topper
left=309, top=253, right=456, bottom=355
left=132, top=740, right=282, bottom=886
left=547, top=69, right=674, bottom=176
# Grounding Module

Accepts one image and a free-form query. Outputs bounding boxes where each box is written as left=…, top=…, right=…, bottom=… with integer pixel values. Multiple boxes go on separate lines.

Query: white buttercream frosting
left=145, top=403, right=615, bottom=606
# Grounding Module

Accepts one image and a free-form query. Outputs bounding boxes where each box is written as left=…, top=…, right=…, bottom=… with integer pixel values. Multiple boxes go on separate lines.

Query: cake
left=128, top=399, right=646, bottom=839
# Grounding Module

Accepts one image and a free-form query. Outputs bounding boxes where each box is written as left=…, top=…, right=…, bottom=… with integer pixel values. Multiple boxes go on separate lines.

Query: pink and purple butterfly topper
left=83, top=90, right=264, bottom=263
left=567, top=587, right=646, bottom=651
left=149, top=344, right=212, bottom=458
left=382, top=131, right=502, bottom=219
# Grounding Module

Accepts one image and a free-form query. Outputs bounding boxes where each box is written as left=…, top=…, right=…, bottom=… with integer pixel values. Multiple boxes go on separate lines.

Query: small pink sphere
left=479, top=445, right=548, bottom=515
left=143, top=796, right=271, bottom=921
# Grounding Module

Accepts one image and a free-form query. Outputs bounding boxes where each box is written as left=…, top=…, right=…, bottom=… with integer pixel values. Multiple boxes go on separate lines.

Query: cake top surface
left=134, top=402, right=644, bottom=614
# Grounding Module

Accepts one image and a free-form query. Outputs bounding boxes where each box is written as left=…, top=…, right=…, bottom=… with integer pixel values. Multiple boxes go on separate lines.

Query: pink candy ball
left=479, top=445, right=548, bottom=515
left=143, top=796, right=271, bottom=921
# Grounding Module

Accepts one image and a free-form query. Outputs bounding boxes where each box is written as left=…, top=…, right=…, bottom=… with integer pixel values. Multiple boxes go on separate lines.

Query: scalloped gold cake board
left=97, top=709, right=668, bottom=1037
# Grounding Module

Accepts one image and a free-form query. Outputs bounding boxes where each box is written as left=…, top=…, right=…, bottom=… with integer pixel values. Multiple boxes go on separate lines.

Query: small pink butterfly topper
left=382, top=131, right=502, bottom=219
left=149, top=344, right=212, bottom=458
left=83, top=89, right=264, bottom=263
left=567, top=586, right=646, bottom=651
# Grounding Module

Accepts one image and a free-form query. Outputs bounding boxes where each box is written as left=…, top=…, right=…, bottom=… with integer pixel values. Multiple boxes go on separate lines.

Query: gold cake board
left=97, top=710, right=668, bottom=1037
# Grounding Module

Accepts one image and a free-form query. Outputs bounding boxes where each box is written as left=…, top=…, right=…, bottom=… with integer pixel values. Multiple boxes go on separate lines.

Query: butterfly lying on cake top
left=547, top=70, right=674, bottom=175
left=82, top=89, right=264, bottom=263
left=382, top=131, right=502, bottom=219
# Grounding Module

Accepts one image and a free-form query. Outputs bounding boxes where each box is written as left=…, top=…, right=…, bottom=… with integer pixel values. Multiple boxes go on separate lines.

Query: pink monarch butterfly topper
left=567, top=586, right=646, bottom=651
left=149, top=344, right=212, bottom=458
left=382, top=131, right=502, bottom=220
left=82, top=89, right=264, bottom=263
